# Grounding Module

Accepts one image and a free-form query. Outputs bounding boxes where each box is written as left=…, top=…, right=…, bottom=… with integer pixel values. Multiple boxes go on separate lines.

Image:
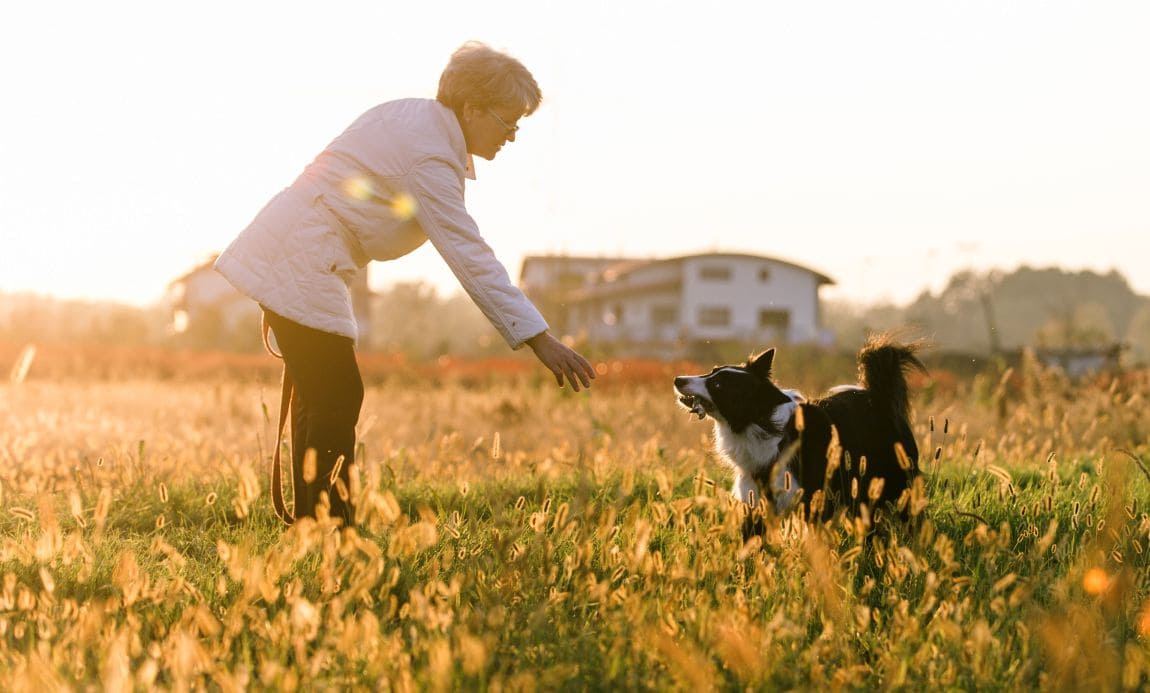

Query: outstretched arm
left=409, top=157, right=550, bottom=348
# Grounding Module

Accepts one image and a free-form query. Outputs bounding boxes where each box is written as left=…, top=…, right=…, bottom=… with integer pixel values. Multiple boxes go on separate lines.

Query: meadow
left=1, top=347, right=1149, bottom=690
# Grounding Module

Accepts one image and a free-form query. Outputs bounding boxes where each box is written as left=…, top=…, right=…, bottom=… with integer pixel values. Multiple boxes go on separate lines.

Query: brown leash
left=263, top=314, right=295, bottom=526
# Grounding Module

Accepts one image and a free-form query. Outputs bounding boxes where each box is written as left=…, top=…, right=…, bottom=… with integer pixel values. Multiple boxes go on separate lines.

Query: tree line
left=3, top=266, right=1148, bottom=364
left=825, top=266, right=1150, bottom=364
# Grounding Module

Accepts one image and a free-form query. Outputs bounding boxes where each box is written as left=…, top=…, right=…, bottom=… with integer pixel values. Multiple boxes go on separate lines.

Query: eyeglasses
left=487, top=109, right=519, bottom=136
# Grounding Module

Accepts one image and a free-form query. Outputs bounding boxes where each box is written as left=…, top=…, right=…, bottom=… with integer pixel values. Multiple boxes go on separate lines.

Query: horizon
left=0, top=257, right=1141, bottom=313
left=2, top=1, right=1147, bottom=312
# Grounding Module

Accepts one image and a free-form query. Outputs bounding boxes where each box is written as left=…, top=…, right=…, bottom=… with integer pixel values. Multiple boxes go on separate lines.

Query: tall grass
left=0, top=360, right=1147, bottom=690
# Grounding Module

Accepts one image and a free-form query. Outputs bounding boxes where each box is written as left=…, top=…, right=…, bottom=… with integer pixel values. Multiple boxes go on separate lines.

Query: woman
left=215, top=42, right=595, bottom=526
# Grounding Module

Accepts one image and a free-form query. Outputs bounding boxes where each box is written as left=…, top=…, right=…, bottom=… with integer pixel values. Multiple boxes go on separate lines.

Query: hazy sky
left=2, top=0, right=1147, bottom=308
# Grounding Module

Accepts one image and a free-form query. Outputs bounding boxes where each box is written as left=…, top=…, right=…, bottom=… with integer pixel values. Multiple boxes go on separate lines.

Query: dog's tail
left=857, top=333, right=927, bottom=424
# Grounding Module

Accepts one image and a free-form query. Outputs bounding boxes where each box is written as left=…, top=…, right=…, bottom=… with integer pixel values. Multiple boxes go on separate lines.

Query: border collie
left=674, top=335, right=926, bottom=524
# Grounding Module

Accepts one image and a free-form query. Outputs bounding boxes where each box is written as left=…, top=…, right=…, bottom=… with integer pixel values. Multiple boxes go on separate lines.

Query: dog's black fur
left=674, top=334, right=926, bottom=524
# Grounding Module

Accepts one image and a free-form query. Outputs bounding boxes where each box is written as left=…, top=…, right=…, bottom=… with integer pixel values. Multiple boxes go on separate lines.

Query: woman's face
left=461, top=103, right=523, bottom=161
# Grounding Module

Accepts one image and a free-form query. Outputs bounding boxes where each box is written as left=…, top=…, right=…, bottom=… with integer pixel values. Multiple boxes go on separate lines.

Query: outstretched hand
left=525, top=331, right=596, bottom=392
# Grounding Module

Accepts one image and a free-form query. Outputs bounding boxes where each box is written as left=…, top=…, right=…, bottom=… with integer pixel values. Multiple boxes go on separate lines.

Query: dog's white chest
left=714, top=424, right=781, bottom=478
left=712, top=398, right=800, bottom=513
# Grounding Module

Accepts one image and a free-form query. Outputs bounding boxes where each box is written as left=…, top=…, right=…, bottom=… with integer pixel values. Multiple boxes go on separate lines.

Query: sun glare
left=1083, top=567, right=1111, bottom=595
left=172, top=310, right=189, bottom=334
left=340, top=177, right=418, bottom=221
left=391, top=192, right=417, bottom=221
left=342, top=176, right=375, bottom=202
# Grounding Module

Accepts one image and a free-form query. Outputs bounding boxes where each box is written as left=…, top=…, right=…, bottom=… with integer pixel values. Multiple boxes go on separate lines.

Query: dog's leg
left=733, top=473, right=770, bottom=540
left=732, top=473, right=758, bottom=504
left=770, top=465, right=802, bottom=515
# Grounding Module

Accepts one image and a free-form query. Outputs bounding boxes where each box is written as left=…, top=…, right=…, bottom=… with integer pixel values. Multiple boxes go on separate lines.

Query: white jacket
left=215, top=98, right=548, bottom=347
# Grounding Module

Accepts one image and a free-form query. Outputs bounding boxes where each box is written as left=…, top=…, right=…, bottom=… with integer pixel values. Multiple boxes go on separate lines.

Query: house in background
left=520, top=252, right=834, bottom=357
left=519, top=255, right=631, bottom=337
left=167, top=256, right=374, bottom=349
left=1034, top=343, right=1125, bottom=379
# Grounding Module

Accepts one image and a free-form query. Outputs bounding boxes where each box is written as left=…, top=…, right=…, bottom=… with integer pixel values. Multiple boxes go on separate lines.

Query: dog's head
left=673, top=349, right=800, bottom=433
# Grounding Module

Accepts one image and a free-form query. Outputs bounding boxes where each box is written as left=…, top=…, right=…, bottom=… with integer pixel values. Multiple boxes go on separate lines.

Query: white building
left=520, top=253, right=834, bottom=355
left=519, top=255, right=629, bottom=334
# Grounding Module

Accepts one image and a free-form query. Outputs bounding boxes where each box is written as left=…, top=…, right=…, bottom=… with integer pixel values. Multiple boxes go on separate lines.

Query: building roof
left=521, top=252, right=834, bottom=287
left=518, top=254, right=633, bottom=282
left=603, top=252, right=835, bottom=286
left=560, top=252, right=834, bottom=303
left=167, top=254, right=221, bottom=288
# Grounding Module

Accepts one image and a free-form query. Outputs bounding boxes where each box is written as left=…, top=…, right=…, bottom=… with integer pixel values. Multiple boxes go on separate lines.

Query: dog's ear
left=747, top=348, right=775, bottom=379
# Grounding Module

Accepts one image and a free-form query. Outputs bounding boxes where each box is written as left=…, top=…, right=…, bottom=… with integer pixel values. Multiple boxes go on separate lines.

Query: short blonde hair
left=437, top=41, right=542, bottom=116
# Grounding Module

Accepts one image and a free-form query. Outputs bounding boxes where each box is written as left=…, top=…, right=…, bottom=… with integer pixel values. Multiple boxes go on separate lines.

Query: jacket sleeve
left=407, top=156, right=549, bottom=349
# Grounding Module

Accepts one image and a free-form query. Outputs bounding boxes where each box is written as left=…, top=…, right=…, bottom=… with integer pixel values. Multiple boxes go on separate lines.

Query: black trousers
left=264, top=309, right=362, bottom=526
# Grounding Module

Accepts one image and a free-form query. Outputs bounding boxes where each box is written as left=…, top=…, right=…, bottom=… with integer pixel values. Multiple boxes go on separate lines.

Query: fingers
left=573, top=354, right=594, bottom=388
left=558, top=350, right=596, bottom=392
left=556, top=363, right=582, bottom=392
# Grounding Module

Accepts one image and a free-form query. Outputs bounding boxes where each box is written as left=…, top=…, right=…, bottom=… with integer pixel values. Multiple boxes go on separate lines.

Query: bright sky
left=2, top=1, right=1147, bottom=308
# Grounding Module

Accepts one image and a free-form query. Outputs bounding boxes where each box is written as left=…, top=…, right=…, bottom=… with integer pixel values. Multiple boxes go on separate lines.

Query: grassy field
left=1, top=353, right=1149, bottom=690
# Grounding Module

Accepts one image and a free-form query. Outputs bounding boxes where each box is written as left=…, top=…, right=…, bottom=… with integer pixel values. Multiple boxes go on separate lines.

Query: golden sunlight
left=1083, top=567, right=1111, bottom=595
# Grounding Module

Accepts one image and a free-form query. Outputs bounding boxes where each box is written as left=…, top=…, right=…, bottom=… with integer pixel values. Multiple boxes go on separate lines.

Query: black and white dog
left=674, top=335, right=925, bottom=523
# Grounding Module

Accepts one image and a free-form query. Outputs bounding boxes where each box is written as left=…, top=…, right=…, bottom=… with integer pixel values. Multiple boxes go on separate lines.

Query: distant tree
left=1125, top=304, right=1150, bottom=365
left=823, top=300, right=909, bottom=347
left=0, top=293, right=165, bottom=346
left=903, top=270, right=1005, bottom=353
left=436, top=293, right=506, bottom=358
left=900, top=266, right=1141, bottom=355
left=367, top=282, right=501, bottom=359
left=1002, top=267, right=1136, bottom=345
left=1035, top=302, right=1116, bottom=349
left=370, top=282, right=440, bottom=356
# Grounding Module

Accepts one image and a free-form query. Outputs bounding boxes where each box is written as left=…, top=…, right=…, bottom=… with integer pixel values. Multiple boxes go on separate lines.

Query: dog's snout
left=673, top=376, right=687, bottom=390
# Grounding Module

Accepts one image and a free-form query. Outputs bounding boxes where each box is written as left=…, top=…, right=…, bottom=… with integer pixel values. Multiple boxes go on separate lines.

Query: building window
left=699, top=265, right=731, bottom=281
left=758, top=267, right=771, bottom=282
left=651, top=305, right=678, bottom=326
left=698, top=306, right=731, bottom=327
left=759, top=309, right=790, bottom=330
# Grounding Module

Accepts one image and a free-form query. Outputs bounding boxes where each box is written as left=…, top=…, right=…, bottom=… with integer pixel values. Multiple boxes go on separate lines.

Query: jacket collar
left=435, top=100, right=476, bottom=180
